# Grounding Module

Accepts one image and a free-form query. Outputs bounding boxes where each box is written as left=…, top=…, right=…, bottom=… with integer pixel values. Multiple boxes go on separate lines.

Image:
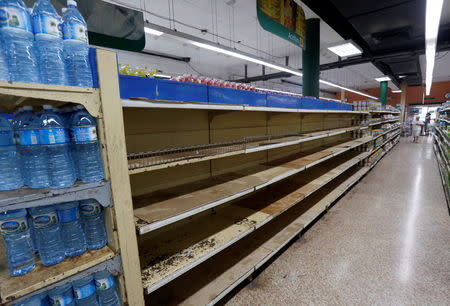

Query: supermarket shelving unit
left=0, top=49, right=144, bottom=305
left=434, top=107, right=450, bottom=210
left=0, top=49, right=404, bottom=306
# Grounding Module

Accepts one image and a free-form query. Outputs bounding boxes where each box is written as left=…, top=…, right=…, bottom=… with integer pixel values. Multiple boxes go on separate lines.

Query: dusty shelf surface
left=134, top=136, right=372, bottom=235
left=138, top=150, right=370, bottom=295
left=145, top=164, right=372, bottom=305
left=0, top=246, right=114, bottom=303
left=127, top=126, right=362, bottom=174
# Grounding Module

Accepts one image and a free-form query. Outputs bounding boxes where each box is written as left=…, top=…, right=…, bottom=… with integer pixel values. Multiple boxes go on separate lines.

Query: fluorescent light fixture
left=375, top=76, right=391, bottom=82
left=191, top=42, right=303, bottom=77
left=425, top=0, right=444, bottom=95
left=320, top=96, right=342, bottom=102
left=328, top=41, right=362, bottom=57
left=145, top=27, right=163, bottom=36
left=144, top=22, right=378, bottom=100
left=154, top=74, right=171, bottom=79
left=392, top=90, right=402, bottom=93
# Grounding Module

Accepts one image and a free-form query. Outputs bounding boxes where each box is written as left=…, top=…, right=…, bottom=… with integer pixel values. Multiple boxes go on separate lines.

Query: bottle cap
left=67, top=0, right=77, bottom=7
left=43, top=105, right=53, bottom=110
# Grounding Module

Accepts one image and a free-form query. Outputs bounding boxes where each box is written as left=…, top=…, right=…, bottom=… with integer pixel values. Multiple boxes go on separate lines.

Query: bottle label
left=94, top=276, right=115, bottom=290
left=0, top=6, right=33, bottom=32
left=0, top=130, right=13, bottom=146
left=39, top=128, right=69, bottom=145
left=74, top=283, right=95, bottom=299
left=49, top=294, right=73, bottom=306
left=73, top=126, right=98, bottom=143
left=80, top=202, right=101, bottom=216
left=62, top=22, right=88, bottom=42
left=0, top=217, right=27, bottom=235
left=57, top=206, right=80, bottom=223
left=32, top=212, right=58, bottom=228
left=18, top=130, right=39, bottom=145
left=33, top=15, right=62, bottom=38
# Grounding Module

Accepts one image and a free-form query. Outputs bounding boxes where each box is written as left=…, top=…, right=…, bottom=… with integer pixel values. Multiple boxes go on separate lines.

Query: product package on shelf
left=0, top=0, right=94, bottom=87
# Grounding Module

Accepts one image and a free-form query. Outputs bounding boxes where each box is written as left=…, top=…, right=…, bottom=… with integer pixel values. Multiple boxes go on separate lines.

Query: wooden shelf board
left=128, top=126, right=362, bottom=175
left=0, top=81, right=101, bottom=117
left=0, top=246, right=114, bottom=303
left=139, top=150, right=369, bottom=295
left=146, top=165, right=371, bottom=306
left=134, top=137, right=371, bottom=235
left=122, top=99, right=369, bottom=115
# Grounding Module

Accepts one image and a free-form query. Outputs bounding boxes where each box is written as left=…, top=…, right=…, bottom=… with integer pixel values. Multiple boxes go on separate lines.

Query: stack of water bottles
left=0, top=199, right=107, bottom=277
left=14, top=270, right=120, bottom=306
left=0, top=0, right=93, bottom=87
left=0, top=104, right=104, bottom=191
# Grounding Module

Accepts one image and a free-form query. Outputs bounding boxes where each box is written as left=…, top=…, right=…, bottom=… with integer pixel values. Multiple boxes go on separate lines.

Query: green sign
left=257, top=0, right=305, bottom=49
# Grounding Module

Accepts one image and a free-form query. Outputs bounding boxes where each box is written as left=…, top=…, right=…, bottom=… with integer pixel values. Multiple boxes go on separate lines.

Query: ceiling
left=107, top=0, right=450, bottom=96
left=302, top=0, right=450, bottom=87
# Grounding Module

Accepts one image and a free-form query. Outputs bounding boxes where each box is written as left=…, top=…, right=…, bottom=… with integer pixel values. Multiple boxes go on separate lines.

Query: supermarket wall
left=336, top=80, right=450, bottom=106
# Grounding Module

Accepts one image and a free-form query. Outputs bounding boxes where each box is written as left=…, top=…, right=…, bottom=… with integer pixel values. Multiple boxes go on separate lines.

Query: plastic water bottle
left=38, top=105, right=76, bottom=188
left=71, top=106, right=104, bottom=182
left=94, top=271, right=120, bottom=306
left=72, top=275, right=99, bottom=306
left=0, top=0, right=40, bottom=83
left=62, top=0, right=92, bottom=87
left=61, top=106, right=79, bottom=179
left=0, top=209, right=35, bottom=276
left=32, top=0, right=66, bottom=85
left=0, top=41, right=8, bottom=81
left=13, top=292, right=47, bottom=306
left=79, top=199, right=107, bottom=250
left=18, top=106, right=50, bottom=188
left=0, top=111, right=23, bottom=190
left=56, top=201, right=86, bottom=257
left=29, top=205, right=65, bottom=266
left=48, top=283, right=75, bottom=306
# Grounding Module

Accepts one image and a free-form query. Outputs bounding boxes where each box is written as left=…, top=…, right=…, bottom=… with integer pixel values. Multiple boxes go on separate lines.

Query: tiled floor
left=226, top=136, right=450, bottom=305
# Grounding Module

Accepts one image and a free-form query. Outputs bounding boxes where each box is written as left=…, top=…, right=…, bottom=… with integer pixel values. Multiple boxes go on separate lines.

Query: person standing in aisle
left=411, top=116, right=423, bottom=143
left=424, top=112, right=431, bottom=135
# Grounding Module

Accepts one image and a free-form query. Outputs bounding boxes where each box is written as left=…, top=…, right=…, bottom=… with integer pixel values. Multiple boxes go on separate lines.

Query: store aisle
left=225, top=136, right=450, bottom=305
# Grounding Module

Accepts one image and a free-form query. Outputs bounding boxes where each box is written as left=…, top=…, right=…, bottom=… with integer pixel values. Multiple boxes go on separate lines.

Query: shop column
left=302, top=18, right=320, bottom=98
left=379, top=80, right=388, bottom=105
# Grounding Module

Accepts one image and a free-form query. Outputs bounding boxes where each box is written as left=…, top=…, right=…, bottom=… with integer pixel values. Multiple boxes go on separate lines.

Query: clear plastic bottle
left=62, top=0, right=92, bottom=87
left=79, top=199, right=107, bottom=250
left=13, top=292, right=46, bottom=306
left=18, top=106, right=50, bottom=189
left=94, top=271, right=120, bottom=306
left=62, top=106, right=79, bottom=179
left=0, top=110, right=23, bottom=190
left=56, top=201, right=86, bottom=257
left=29, top=205, right=65, bottom=266
left=31, top=0, right=66, bottom=85
left=0, top=40, right=8, bottom=81
left=27, top=213, right=38, bottom=253
left=48, top=283, right=75, bottom=306
left=0, top=0, right=40, bottom=83
left=71, top=105, right=104, bottom=183
left=0, top=209, right=35, bottom=276
left=72, top=275, right=99, bottom=306
left=38, top=105, right=75, bottom=189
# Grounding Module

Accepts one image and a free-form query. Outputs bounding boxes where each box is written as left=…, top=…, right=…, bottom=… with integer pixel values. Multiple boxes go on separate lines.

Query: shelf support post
left=302, top=18, right=320, bottom=98
left=95, top=48, right=145, bottom=306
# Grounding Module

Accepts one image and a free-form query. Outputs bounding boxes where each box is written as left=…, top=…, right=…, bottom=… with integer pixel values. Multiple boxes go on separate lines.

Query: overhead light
left=144, top=22, right=378, bottom=100
left=425, top=0, right=444, bottom=95
left=145, top=27, right=163, bottom=36
left=392, top=90, right=402, bottom=93
left=327, top=41, right=363, bottom=57
left=191, top=42, right=303, bottom=77
left=375, top=76, right=391, bottom=82
left=154, top=74, right=171, bottom=79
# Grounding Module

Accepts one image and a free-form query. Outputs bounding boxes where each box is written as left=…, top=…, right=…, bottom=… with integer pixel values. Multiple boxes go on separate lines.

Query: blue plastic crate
left=300, top=97, right=323, bottom=109
left=208, top=86, right=266, bottom=106
left=157, top=79, right=208, bottom=102
left=266, top=93, right=300, bottom=109
left=119, top=75, right=157, bottom=100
